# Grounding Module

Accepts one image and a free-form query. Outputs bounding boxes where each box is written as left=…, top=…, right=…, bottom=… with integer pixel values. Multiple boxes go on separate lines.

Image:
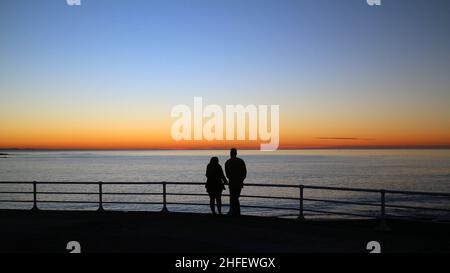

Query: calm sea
left=1, top=150, right=449, bottom=220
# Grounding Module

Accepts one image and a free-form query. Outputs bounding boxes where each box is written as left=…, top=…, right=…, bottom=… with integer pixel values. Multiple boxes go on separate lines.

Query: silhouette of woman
left=205, top=157, right=228, bottom=215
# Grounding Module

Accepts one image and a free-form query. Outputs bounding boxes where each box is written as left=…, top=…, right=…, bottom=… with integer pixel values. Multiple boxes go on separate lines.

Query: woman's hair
left=209, top=157, right=219, bottom=165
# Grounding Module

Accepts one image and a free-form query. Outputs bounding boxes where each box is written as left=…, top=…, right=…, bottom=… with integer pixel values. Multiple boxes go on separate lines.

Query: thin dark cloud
left=318, top=137, right=375, bottom=141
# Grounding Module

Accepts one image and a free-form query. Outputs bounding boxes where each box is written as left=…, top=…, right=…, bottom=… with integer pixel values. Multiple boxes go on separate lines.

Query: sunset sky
left=1, top=0, right=450, bottom=150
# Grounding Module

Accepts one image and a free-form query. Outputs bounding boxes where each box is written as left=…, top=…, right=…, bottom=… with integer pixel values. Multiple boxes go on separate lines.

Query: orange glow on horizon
left=1, top=129, right=449, bottom=150
left=1, top=104, right=450, bottom=150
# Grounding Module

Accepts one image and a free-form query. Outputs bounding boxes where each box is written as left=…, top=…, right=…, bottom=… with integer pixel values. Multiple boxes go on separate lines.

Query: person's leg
left=228, top=188, right=234, bottom=215
left=216, top=195, right=222, bottom=215
left=209, top=193, right=216, bottom=214
left=235, top=188, right=242, bottom=216
left=229, top=187, right=238, bottom=216
left=228, top=187, right=234, bottom=215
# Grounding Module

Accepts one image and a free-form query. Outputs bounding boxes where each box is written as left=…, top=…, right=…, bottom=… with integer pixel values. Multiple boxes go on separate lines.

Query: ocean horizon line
left=1, top=146, right=450, bottom=152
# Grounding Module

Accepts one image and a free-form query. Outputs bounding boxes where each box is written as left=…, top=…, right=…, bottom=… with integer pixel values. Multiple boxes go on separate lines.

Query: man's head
left=230, top=148, right=237, bottom=158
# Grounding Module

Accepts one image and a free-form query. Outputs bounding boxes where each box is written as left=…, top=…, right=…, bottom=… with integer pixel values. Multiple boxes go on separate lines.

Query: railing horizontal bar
left=166, top=202, right=299, bottom=211
left=386, top=204, right=450, bottom=212
left=102, top=182, right=163, bottom=185
left=303, top=198, right=380, bottom=207
left=166, top=182, right=299, bottom=188
left=304, top=209, right=375, bottom=219
left=37, top=200, right=100, bottom=204
left=385, top=214, right=450, bottom=223
left=0, top=200, right=33, bottom=203
left=277, top=213, right=300, bottom=218
left=238, top=183, right=300, bottom=188
left=165, top=182, right=212, bottom=186
left=239, top=194, right=299, bottom=201
left=0, top=181, right=162, bottom=185
left=0, top=182, right=33, bottom=185
left=385, top=189, right=450, bottom=197
left=240, top=204, right=299, bottom=211
left=166, top=192, right=299, bottom=201
left=102, top=201, right=162, bottom=205
left=103, top=192, right=161, bottom=196
left=166, top=202, right=220, bottom=207
left=166, top=193, right=208, bottom=197
left=0, top=192, right=33, bottom=194
left=303, top=185, right=380, bottom=193
left=28, top=182, right=100, bottom=185
left=36, top=192, right=98, bottom=195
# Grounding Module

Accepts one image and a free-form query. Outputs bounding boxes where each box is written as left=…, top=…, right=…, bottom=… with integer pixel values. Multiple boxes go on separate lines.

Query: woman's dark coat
left=206, top=163, right=227, bottom=195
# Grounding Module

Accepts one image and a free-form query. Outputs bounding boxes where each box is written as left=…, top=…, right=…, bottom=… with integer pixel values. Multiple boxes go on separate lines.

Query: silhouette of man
left=225, top=148, right=247, bottom=217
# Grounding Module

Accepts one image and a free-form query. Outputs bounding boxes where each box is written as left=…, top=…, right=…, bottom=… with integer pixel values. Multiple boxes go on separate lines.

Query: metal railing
left=0, top=181, right=449, bottom=223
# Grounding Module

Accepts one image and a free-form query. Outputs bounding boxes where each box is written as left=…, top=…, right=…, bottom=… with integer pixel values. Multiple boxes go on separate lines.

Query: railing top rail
left=0, top=181, right=449, bottom=197
left=0, top=182, right=34, bottom=185
left=384, top=189, right=450, bottom=197
left=164, top=182, right=298, bottom=188
left=301, top=185, right=380, bottom=193
left=0, top=181, right=100, bottom=185
left=102, top=182, right=163, bottom=185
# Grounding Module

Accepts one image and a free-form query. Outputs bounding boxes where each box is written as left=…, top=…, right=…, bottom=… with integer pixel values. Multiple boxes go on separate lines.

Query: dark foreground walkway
left=0, top=210, right=449, bottom=253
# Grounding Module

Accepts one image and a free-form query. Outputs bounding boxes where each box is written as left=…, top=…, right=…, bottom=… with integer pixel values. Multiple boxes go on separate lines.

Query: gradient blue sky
left=1, top=0, right=450, bottom=149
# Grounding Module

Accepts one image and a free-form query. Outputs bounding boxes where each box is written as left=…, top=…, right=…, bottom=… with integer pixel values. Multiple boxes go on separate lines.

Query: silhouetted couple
left=205, top=148, right=247, bottom=217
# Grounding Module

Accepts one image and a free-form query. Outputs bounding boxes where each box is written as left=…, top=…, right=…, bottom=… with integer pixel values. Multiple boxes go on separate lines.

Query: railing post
left=98, top=181, right=104, bottom=212
left=298, top=185, right=305, bottom=221
left=376, top=189, right=390, bottom=231
left=161, top=181, right=168, bottom=213
left=32, top=181, right=38, bottom=211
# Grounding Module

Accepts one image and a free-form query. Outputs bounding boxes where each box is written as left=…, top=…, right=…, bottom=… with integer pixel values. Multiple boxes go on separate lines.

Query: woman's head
left=209, top=157, right=219, bottom=165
